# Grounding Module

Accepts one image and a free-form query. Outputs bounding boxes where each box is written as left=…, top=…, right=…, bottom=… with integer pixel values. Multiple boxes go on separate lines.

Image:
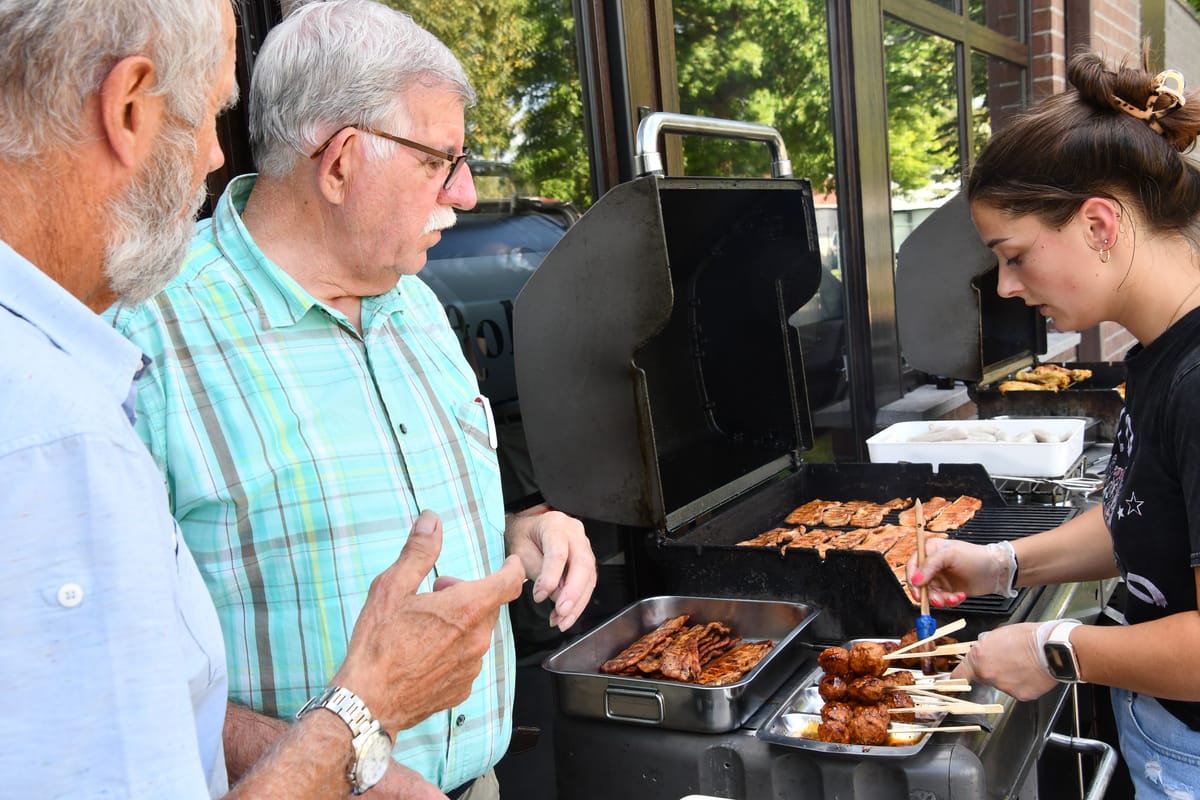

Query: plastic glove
left=950, top=619, right=1064, bottom=701
left=906, top=538, right=1017, bottom=607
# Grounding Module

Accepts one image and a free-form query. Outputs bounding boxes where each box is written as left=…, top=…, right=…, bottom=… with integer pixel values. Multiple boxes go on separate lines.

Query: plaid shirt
left=108, top=175, right=514, bottom=791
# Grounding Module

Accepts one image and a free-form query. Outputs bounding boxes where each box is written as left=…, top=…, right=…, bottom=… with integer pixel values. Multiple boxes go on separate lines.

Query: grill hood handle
left=634, top=112, right=793, bottom=179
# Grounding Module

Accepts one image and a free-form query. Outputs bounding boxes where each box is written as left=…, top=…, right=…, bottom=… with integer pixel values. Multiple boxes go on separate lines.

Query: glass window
left=389, top=0, right=592, bottom=210
left=969, top=0, right=1026, bottom=40
left=971, top=49, right=1026, bottom=160
left=884, top=18, right=961, bottom=254
left=671, top=0, right=847, bottom=457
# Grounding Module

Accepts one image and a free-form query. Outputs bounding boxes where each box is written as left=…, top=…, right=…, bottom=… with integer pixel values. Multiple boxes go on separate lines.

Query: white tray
left=865, top=418, right=1085, bottom=478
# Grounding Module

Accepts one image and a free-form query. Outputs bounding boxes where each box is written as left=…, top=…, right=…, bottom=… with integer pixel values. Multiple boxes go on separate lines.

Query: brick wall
left=1091, top=0, right=1142, bottom=59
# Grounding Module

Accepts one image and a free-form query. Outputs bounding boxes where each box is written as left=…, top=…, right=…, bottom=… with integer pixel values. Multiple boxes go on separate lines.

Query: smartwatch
left=298, top=685, right=393, bottom=795
left=1042, top=620, right=1084, bottom=683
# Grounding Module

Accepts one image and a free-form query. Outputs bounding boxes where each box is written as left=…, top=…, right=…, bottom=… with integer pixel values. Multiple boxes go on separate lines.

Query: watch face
left=1044, top=642, right=1080, bottom=682
left=353, top=729, right=393, bottom=794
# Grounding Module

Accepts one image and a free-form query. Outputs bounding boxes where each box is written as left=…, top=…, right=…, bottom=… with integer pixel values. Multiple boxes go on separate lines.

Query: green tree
left=882, top=18, right=959, bottom=196
left=673, top=0, right=837, bottom=189
left=389, top=0, right=590, bottom=206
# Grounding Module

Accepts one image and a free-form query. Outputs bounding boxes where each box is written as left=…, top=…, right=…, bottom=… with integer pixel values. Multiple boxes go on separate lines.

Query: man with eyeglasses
left=107, top=2, right=596, bottom=798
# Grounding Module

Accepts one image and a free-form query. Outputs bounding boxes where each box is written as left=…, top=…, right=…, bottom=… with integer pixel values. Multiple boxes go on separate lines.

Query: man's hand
left=505, top=504, right=596, bottom=631
left=332, top=510, right=525, bottom=734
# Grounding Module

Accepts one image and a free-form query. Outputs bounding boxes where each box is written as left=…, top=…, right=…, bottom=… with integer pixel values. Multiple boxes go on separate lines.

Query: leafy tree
left=388, top=0, right=591, bottom=206
left=882, top=18, right=959, bottom=196
left=673, top=0, right=837, bottom=189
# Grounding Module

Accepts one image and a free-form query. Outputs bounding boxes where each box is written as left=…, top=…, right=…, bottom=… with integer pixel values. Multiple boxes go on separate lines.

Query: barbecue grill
left=896, top=194, right=1127, bottom=441
left=515, top=113, right=1115, bottom=799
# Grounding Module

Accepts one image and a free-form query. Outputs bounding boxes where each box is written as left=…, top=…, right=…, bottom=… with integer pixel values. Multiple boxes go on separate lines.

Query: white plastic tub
left=865, top=418, right=1086, bottom=478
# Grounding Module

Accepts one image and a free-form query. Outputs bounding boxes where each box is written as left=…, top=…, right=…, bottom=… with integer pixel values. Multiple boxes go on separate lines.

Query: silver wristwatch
left=297, top=686, right=392, bottom=794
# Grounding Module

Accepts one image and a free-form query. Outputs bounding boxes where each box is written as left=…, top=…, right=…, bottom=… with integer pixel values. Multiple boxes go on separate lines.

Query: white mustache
left=422, top=205, right=458, bottom=234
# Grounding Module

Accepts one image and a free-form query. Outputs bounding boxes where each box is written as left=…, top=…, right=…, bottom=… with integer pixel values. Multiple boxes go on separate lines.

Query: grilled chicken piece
left=782, top=528, right=837, bottom=552
left=819, top=505, right=854, bottom=527
left=880, top=497, right=914, bottom=511
left=816, top=530, right=868, bottom=559
left=1016, top=365, right=1073, bottom=390
left=696, top=640, right=774, bottom=686
left=600, top=614, right=689, bottom=674
left=736, top=526, right=802, bottom=548
left=898, top=497, right=950, bottom=527
left=926, top=495, right=983, bottom=532
left=853, top=525, right=908, bottom=554
left=785, top=499, right=841, bottom=526
left=998, top=379, right=1056, bottom=393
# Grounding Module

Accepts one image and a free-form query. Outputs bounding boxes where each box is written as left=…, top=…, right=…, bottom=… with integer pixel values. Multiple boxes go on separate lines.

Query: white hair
left=249, top=0, right=476, bottom=177
left=0, top=0, right=229, bottom=160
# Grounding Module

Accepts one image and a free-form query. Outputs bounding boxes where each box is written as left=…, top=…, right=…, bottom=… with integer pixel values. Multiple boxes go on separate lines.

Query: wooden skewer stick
left=899, top=686, right=973, bottom=701
left=890, top=701, right=1004, bottom=715
left=914, top=724, right=984, bottom=735
left=913, top=676, right=969, bottom=686
left=882, top=641, right=975, bottom=660
left=889, top=618, right=968, bottom=657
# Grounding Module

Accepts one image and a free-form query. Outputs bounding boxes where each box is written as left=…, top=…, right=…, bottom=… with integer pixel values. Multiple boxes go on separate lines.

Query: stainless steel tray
left=542, top=595, right=818, bottom=733
left=756, top=639, right=950, bottom=757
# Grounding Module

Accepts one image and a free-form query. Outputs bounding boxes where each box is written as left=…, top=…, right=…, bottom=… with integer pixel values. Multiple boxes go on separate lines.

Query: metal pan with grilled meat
left=542, top=595, right=819, bottom=733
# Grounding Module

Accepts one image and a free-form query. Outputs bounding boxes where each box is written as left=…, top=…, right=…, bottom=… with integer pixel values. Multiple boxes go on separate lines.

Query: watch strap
left=1044, top=619, right=1083, bottom=683
left=298, top=685, right=378, bottom=737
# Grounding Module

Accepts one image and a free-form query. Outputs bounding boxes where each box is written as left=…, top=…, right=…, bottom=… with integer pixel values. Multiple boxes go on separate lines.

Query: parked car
left=419, top=160, right=579, bottom=504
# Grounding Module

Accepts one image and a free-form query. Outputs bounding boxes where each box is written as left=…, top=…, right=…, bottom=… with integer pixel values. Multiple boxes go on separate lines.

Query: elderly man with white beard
left=107, top=2, right=597, bottom=799
left=0, top=1, right=530, bottom=797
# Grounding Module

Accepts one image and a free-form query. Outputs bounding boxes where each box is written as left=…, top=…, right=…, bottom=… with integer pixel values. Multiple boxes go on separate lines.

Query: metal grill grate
left=946, top=505, right=1076, bottom=615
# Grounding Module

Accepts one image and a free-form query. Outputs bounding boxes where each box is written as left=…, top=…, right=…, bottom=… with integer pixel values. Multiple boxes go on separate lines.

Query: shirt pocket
left=455, top=397, right=505, bottom=533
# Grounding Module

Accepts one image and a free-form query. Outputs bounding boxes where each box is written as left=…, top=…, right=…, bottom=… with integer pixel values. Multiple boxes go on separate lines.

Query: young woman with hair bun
left=908, top=51, right=1200, bottom=796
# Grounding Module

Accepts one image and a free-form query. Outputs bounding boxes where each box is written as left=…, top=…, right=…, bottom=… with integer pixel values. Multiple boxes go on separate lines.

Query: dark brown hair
left=967, top=51, right=1200, bottom=242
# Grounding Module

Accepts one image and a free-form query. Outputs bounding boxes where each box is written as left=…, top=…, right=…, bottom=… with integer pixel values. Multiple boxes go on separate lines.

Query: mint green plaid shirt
left=108, top=174, right=514, bottom=791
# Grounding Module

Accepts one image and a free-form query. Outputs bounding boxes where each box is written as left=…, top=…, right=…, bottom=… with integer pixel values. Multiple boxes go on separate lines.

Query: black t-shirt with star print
left=1102, top=305, right=1200, bottom=729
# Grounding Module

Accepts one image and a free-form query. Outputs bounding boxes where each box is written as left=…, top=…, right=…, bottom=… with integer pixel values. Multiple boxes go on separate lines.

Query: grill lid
left=514, top=174, right=823, bottom=530
left=895, top=193, right=1046, bottom=384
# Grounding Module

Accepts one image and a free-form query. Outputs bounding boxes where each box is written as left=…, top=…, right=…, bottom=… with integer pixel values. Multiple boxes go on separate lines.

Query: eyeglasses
left=310, top=126, right=471, bottom=190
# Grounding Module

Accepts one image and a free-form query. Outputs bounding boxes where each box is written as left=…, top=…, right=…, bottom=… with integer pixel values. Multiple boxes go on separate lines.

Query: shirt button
left=57, top=583, right=84, bottom=608
left=399, top=423, right=408, bottom=435
left=455, top=714, right=466, bottom=727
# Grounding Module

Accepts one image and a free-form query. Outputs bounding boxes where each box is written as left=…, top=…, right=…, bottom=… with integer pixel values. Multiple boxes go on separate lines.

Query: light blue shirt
left=0, top=240, right=228, bottom=798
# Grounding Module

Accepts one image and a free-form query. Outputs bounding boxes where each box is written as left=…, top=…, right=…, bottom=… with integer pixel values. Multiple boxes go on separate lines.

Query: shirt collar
left=0, top=238, right=147, bottom=418
left=211, top=173, right=406, bottom=331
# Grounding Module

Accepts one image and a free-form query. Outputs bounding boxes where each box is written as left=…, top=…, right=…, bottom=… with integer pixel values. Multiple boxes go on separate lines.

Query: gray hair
left=0, top=0, right=228, bottom=160
left=249, top=0, right=475, bottom=177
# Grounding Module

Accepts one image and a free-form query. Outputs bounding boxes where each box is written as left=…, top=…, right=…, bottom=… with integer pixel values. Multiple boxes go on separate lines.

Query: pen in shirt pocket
left=474, top=395, right=498, bottom=449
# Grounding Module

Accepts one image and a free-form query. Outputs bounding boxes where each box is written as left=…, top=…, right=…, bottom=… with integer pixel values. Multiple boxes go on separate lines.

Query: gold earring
left=1099, top=238, right=1111, bottom=263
